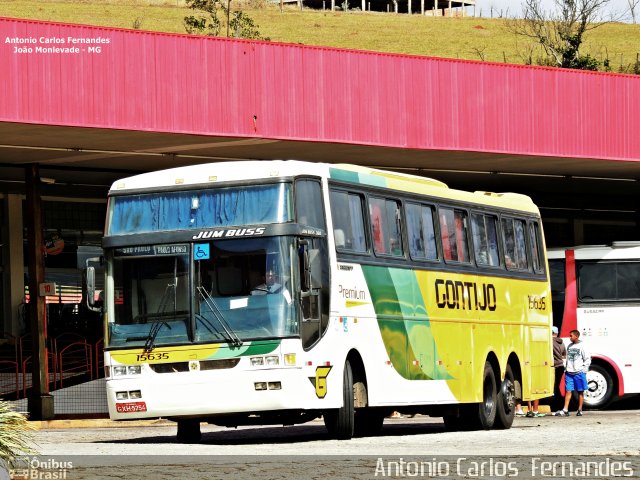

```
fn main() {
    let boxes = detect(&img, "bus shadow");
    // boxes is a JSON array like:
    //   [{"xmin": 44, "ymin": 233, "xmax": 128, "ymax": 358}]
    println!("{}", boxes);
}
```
[{"xmin": 99, "ymin": 420, "xmax": 448, "ymax": 445}]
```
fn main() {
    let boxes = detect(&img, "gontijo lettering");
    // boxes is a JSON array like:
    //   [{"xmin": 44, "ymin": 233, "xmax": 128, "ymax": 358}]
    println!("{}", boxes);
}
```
[{"xmin": 435, "ymin": 279, "xmax": 497, "ymax": 311}]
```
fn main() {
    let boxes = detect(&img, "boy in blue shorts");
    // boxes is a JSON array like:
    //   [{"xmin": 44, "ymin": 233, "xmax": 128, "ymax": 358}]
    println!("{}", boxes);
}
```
[{"xmin": 555, "ymin": 330, "xmax": 591, "ymax": 417}]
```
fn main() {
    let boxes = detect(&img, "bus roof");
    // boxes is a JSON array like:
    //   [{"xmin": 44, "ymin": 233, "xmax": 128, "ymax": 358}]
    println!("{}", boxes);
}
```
[
  {"xmin": 548, "ymin": 242, "xmax": 640, "ymax": 260},
  {"xmin": 109, "ymin": 160, "xmax": 540, "ymax": 214}
]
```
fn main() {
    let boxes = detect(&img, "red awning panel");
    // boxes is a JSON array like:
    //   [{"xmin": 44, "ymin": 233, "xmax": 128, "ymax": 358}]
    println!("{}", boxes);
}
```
[{"xmin": 1, "ymin": 16, "xmax": 639, "ymax": 163}]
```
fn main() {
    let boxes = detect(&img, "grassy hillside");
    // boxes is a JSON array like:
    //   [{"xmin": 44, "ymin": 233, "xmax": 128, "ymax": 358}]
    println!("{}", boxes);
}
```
[{"xmin": 1, "ymin": 0, "xmax": 638, "ymax": 70}]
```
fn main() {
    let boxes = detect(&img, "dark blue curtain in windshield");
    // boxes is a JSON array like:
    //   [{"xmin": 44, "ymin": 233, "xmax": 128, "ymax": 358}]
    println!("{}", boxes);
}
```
[{"xmin": 108, "ymin": 184, "xmax": 292, "ymax": 235}]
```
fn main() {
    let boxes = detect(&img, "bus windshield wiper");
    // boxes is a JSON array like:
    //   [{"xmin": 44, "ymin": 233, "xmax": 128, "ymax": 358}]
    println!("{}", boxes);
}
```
[
  {"xmin": 197, "ymin": 286, "xmax": 243, "ymax": 347},
  {"xmin": 144, "ymin": 283, "xmax": 176, "ymax": 352}
]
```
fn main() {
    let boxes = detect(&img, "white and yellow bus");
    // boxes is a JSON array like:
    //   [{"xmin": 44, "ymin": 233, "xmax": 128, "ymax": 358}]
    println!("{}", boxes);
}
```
[
  {"xmin": 548, "ymin": 242, "xmax": 640, "ymax": 409},
  {"xmin": 89, "ymin": 160, "xmax": 553, "ymax": 441}
]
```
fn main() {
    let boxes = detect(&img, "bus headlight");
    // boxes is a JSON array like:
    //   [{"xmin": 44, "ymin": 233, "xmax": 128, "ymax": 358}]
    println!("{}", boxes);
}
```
[
  {"xmin": 113, "ymin": 365, "xmax": 142, "ymax": 376},
  {"xmin": 265, "ymin": 356, "xmax": 279, "ymax": 366},
  {"xmin": 129, "ymin": 390, "xmax": 142, "ymax": 399},
  {"xmin": 116, "ymin": 391, "xmax": 129, "ymax": 400},
  {"xmin": 250, "ymin": 357, "xmax": 264, "ymax": 366},
  {"xmin": 254, "ymin": 382, "xmax": 268, "ymax": 391},
  {"xmin": 284, "ymin": 354, "xmax": 296, "ymax": 366}
]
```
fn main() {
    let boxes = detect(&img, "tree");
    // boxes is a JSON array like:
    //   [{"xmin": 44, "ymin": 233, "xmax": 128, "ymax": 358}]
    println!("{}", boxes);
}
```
[
  {"xmin": 508, "ymin": 0, "xmax": 613, "ymax": 70},
  {"xmin": 629, "ymin": 0, "xmax": 639, "ymax": 23},
  {"xmin": 0, "ymin": 401, "xmax": 35, "ymax": 470},
  {"xmin": 184, "ymin": 0, "xmax": 223, "ymax": 36},
  {"xmin": 183, "ymin": 0, "xmax": 268, "ymax": 40}
]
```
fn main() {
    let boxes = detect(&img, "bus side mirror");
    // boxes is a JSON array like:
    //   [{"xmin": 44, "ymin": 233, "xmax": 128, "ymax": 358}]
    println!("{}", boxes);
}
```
[
  {"xmin": 85, "ymin": 257, "xmax": 102, "ymax": 313},
  {"xmin": 308, "ymin": 248, "xmax": 322, "ymax": 290},
  {"xmin": 299, "ymin": 240, "xmax": 322, "ymax": 293}
]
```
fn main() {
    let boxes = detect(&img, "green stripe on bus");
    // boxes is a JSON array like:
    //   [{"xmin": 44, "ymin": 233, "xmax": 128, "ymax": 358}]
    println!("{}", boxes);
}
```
[
  {"xmin": 209, "ymin": 340, "xmax": 280, "ymax": 359},
  {"xmin": 329, "ymin": 168, "xmax": 361, "ymax": 184},
  {"xmin": 362, "ymin": 265, "xmax": 452, "ymax": 381},
  {"xmin": 329, "ymin": 168, "xmax": 386, "ymax": 188}
]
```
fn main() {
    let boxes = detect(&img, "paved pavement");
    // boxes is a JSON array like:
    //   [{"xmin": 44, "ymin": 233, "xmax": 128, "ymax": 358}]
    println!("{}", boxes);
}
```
[{"xmin": 8, "ymin": 408, "xmax": 639, "ymax": 479}]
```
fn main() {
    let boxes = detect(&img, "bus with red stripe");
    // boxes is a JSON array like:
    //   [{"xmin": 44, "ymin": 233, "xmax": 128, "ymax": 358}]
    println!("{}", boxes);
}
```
[{"xmin": 548, "ymin": 242, "xmax": 640, "ymax": 408}]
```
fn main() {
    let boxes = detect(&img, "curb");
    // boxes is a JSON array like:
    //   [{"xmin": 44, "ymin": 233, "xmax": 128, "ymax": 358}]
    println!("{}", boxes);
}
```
[{"xmin": 29, "ymin": 419, "xmax": 173, "ymax": 430}]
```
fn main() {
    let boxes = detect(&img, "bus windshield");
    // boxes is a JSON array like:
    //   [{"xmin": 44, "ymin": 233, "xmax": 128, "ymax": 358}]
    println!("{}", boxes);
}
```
[
  {"xmin": 106, "ymin": 237, "xmax": 299, "ymax": 348},
  {"xmin": 194, "ymin": 237, "xmax": 298, "ymax": 343},
  {"xmin": 109, "ymin": 247, "xmax": 191, "ymax": 348},
  {"xmin": 107, "ymin": 183, "xmax": 293, "ymax": 235}
]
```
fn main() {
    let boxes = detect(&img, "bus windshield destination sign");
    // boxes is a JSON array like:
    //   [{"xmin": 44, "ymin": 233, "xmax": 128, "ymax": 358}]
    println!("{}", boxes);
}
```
[{"xmin": 114, "ymin": 244, "xmax": 188, "ymax": 257}]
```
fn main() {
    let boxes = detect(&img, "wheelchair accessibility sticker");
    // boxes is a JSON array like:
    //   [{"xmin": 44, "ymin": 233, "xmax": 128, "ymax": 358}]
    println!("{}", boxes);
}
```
[{"xmin": 194, "ymin": 243, "xmax": 210, "ymax": 260}]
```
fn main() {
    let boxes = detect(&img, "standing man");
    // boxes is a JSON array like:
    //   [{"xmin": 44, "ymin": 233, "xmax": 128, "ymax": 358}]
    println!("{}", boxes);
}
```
[
  {"xmin": 554, "ymin": 330, "xmax": 590, "ymax": 417},
  {"xmin": 552, "ymin": 326, "xmax": 567, "ymax": 411}
]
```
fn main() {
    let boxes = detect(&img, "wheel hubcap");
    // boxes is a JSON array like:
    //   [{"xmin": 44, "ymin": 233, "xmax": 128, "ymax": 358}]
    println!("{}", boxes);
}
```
[
  {"xmin": 502, "ymin": 380, "xmax": 515, "ymax": 414},
  {"xmin": 585, "ymin": 370, "xmax": 607, "ymax": 404}
]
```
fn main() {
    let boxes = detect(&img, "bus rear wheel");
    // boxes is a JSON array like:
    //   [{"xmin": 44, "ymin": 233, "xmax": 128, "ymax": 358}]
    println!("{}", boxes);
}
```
[
  {"xmin": 324, "ymin": 361, "xmax": 355, "ymax": 439},
  {"xmin": 444, "ymin": 362, "xmax": 497, "ymax": 431},
  {"xmin": 584, "ymin": 364, "xmax": 615, "ymax": 409},
  {"xmin": 473, "ymin": 361, "xmax": 497, "ymax": 429},
  {"xmin": 494, "ymin": 364, "xmax": 515, "ymax": 429}
]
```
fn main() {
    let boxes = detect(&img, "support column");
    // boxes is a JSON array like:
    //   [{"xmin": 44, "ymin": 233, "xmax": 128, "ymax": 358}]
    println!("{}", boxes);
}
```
[
  {"xmin": 25, "ymin": 164, "xmax": 54, "ymax": 420},
  {"xmin": 3, "ymin": 195, "xmax": 25, "ymax": 336},
  {"xmin": 635, "ymin": 196, "xmax": 640, "ymax": 238}
]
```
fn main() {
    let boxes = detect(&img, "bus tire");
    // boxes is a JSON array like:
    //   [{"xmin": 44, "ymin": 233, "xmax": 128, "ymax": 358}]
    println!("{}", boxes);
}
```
[
  {"xmin": 473, "ymin": 361, "xmax": 497, "ymax": 429},
  {"xmin": 443, "ymin": 362, "xmax": 498, "ymax": 431},
  {"xmin": 494, "ymin": 364, "xmax": 515, "ymax": 429},
  {"xmin": 323, "ymin": 361, "xmax": 355, "ymax": 439},
  {"xmin": 176, "ymin": 419, "xmax": 201, "ymax": 443},
  {"xmin": 584, "ymin": 364, "xmax": 615, "ymax": 409}
]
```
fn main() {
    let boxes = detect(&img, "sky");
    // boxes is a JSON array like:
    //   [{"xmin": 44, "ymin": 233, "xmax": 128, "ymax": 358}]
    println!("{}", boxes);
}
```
[{"xmin": 473, "ymin": 0, "xmax": 634, "ymax": 21}]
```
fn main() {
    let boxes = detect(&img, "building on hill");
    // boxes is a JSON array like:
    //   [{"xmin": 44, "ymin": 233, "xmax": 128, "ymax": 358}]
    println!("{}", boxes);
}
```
[{"xmin": 279, "ymin": 0, "xmax": 475, "ymax": 15}]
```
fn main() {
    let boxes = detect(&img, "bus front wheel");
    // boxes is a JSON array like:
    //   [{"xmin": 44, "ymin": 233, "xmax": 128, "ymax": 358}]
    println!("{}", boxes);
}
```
[
  {"xmin": 324, "ymin": 361, "xmax": 355, "ymax": 439},
  {"xmin": 584, "ymin": 364, "xmax": 615, "ymax": 409}
]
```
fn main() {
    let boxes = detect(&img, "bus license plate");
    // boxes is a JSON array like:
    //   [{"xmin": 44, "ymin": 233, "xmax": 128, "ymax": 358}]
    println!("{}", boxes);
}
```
[{"xmin": 116, "ymin": 402, "xmax": 147, "ymax": 413}]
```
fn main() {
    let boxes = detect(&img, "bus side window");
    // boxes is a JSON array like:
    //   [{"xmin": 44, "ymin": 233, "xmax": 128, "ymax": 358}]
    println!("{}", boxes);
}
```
[
  {"xmin": 369, "ymin": 198, "xmax": 387, "ymax": 254},
  {"xmin": 406, "ymin": 203, "xmax": 438, "ymax": 261},
  {"xmin": 439, "ymin": 207, "xmax": 469, "ymax": 263},
  {"xmin": 472, "ymin": 213, "xmax": 500, "ymax": 267},
  {"xmin": 369, "ymin": 197, "xmax": 404, "ymax": 257},
  {"xmin": 368, "ymin": 197, "xmax": 404, "ymax": 257},
  {"xmin": 295, "ymin": 179, "xmax": 326, "ymax": 230},
  {"xmin": 617, "ymin": 262, "xmax": 640, "ymax": 299},
  {"xmin": 502, "ymin": 217, "xmax": 529, "ymax": 271},
  {"xmin": 529, "ymin": 221, "xmax": 545, "ymax": 273},
  {"xmin": 329, "ymin": 190, "xmax": 367, "ymax": 253}
]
